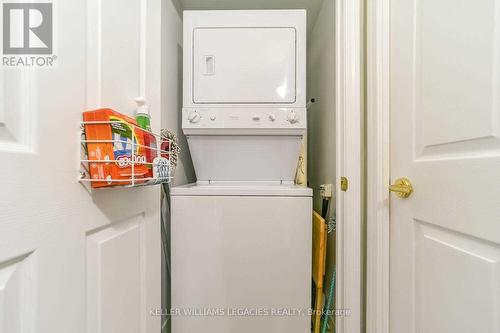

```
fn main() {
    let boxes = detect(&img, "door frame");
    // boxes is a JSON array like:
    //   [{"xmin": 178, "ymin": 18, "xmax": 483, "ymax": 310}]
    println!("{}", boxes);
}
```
[
  {"xmin": 335, "ymin": 0, "xmax": 363, "ymax": 332},
  {"xmin": 366, "ymin": 0, "xmax": 390, "ymax": 332}
]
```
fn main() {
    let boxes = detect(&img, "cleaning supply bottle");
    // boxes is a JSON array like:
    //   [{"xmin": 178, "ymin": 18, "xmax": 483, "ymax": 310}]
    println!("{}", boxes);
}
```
[
  {"xmin": 135, "ymin": 97, "xmax": 157, "ymax": 178},
  {"xmin": 135, "ymin": 97, "xmax": 151, "ymax": 130}
]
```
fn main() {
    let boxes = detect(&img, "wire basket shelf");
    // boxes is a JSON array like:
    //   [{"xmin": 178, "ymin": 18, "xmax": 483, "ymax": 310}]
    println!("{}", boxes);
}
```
[{"xmin": 79, "ymin": 120, "xmax": 174, "ymax": 189}]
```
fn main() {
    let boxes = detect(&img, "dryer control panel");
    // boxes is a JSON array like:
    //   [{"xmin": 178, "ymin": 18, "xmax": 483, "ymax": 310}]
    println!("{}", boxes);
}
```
[{"xmin": 182, "ymin": 107, "xmax": 306, "ymax": 134}]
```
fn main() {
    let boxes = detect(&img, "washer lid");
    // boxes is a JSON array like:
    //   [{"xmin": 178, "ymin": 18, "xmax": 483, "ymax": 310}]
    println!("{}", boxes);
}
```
[{"xmin": 171, "ymin": 182, "xmax": 312, "ymax": 197}]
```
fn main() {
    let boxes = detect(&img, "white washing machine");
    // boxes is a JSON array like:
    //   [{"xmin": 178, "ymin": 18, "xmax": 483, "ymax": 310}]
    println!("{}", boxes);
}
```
[{"xmin": 171, "ymin": 10, "xmax": 312, "ymax": 333}]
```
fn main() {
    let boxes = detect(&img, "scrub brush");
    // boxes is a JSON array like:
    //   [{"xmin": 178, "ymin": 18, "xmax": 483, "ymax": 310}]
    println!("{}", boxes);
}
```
[{"xmin": 160, "ymin": 129, "xmax": 180, "ymax": 175}]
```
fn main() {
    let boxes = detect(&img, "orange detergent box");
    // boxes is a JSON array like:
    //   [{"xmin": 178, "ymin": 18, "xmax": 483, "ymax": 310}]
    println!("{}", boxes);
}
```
[{"xmin": 83, "ymin": 109, "xmax": 149, "ymax": 188}]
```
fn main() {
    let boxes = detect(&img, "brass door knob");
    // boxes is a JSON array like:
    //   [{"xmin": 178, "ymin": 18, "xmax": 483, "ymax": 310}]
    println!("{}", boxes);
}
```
[{"xmin": 389, "ymin": 177, "xmax": 413, "ymax": 198}]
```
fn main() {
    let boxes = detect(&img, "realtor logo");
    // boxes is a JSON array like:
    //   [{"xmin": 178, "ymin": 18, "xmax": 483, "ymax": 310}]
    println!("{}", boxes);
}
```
[
  {"xmin": 3, "ymin": 3, "xmax": 52, "ymax": 54},
  {"xmin": 2, "ymin": 2, "xmax": 56, "ymax": 67}
]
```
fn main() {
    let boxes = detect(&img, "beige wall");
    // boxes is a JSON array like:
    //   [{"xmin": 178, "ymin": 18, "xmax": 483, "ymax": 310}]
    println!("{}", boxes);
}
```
[
  {"xmin": 160, "ymin": 2, "xmax": 196, "ymax": 332},
  {"xmin": 162, "ymin": 1, "xmax": 196, "ymax": 187},
  {"xmin": 307, "ymin": 0, "xmax": 336, "ymax": 322},
  {"xmin": 308, "ymin": 0, "xmax": 336, "ymax": 213}
]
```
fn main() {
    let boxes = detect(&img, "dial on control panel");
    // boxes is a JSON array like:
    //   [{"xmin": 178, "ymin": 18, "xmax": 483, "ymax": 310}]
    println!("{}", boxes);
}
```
[
  {"xmin": 188, "ymin": 111, "xmax": 201, "ymax": 123},
  {"xmin": 287, "ymin": 110, "xmax": 299, "ymax": 124}
]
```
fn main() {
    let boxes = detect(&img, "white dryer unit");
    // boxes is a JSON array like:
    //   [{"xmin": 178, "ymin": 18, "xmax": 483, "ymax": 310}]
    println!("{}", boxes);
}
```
[
  {"xmin": 183, "ymin": 10, "xmax": 306, "ymax": 109},
  {"xmin": 172, "ymin": 10, "xmax": 311, "ymax": 333},
  {"xmin": 182, "ymin": 10, "xmax": 307, "ymax": 182}
]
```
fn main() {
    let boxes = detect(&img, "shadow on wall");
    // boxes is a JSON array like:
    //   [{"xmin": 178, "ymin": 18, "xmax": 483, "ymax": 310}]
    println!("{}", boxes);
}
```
[{"xmin": 174, "ymin": 44, "xmax": 196, "ymax": 186}]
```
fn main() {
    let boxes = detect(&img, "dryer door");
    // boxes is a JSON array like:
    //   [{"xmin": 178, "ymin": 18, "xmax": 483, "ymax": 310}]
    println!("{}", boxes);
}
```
[{"xmin": 193, "ymin": 27, "xmax": 296, "ymax": 104}]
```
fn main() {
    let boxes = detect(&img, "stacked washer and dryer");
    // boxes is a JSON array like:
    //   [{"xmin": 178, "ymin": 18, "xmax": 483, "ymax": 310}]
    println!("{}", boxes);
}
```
[{"xmin": 171, "ymin": 10, "xmax": 312, "ymax": 333}]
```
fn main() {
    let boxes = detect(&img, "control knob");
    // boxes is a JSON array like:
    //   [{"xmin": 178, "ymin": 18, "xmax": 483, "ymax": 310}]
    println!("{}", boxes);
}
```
[
  {"xmin": 287, "ymin": 111, "xmax": 299, "ymax": 124},
  {"xmin": 188, "ymin": 111, "xmax": 201, "ymax": 123}
]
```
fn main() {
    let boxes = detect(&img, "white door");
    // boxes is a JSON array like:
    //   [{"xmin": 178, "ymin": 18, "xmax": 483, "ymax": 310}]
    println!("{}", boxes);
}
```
[
  {"xmin": 0, "ymin": 0, "xmax": 161, "ymax": 332},
  {"xmin": 390, "ymin": 0, "xmax": 500, "ymax": 332}
]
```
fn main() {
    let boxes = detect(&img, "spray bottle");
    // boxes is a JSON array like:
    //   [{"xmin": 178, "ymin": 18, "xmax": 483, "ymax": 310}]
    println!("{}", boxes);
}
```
[{"xmin": 135, "ymin": 97, "xmax": 157, "ymax": 178}]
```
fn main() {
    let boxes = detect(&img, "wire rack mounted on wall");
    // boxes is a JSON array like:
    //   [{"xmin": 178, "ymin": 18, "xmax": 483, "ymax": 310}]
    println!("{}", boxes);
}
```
[{"xmin": 79, "ymin": 118, "xmax": 173, "ymax": 190}]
